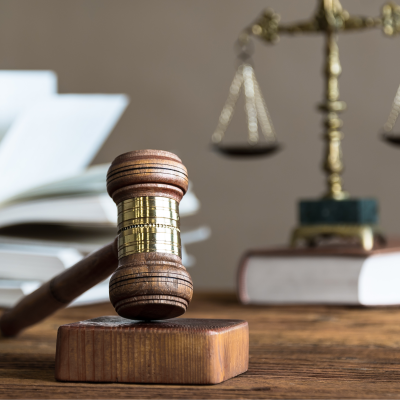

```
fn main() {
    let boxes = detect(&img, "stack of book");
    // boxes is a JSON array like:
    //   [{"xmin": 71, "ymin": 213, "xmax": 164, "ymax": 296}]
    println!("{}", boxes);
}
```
[{"xmin": 0, "ymin": 71, "xmax": 210, "ymax": 308}]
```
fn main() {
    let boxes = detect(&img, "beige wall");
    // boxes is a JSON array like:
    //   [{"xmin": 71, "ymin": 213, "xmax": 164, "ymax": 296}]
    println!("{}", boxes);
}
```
[{"xmin": 1, "ymin": 0, "xmax": 399, "ymax": 290}]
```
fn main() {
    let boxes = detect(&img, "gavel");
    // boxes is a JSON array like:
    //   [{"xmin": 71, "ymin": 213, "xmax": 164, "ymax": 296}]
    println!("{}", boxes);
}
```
[{"xmin": 0, "ymin": 150, "xmax": 193, "ymax": 337}]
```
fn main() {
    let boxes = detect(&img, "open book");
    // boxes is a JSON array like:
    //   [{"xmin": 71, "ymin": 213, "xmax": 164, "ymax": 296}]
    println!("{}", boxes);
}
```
[
  {"xmin": 0, "ymin": 164, "xmax": 201, "ymax": 229},
  {"xmin": 0, "ymin": 71, "xmax": 129, "ymax": 307},
  {"xmin": 0, "ymin": 71, "xmax": 210, "ymax": 308}
]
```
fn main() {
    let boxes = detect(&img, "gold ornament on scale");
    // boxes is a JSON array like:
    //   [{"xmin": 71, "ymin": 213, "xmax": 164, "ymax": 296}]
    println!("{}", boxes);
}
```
[
  {"xmin": 212, "ymin": 36, "xmax": 279, "ymax": 156},
  {"xmin": 213, "ymin": 0, "xmax": 400, "ymax": 250}
]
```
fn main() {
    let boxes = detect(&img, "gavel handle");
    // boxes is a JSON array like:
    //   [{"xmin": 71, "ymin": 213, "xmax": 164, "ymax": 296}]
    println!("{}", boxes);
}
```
[{"xmin": 0, "ymin": 237, "xmax": 118, "ymax": 337}]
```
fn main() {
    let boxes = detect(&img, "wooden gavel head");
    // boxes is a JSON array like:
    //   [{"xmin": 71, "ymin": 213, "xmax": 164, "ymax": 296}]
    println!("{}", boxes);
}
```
[{"xmin": 106, "ymin": 149, "xmax": 193, "ymax": 320}]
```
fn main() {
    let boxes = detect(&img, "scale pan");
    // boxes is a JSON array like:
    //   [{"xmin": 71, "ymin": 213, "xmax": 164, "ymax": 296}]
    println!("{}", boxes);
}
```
[
  {"xmin": 381, "ymin": 132, "xmax": 400, "ymax": 146},
  {"xmin": 212, "ymin": 143, "xmax": 281, "ymax": 157}
]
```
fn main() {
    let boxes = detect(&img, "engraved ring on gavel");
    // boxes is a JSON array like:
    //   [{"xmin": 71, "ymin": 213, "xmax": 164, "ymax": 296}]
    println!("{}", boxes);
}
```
[
  {"xmin": 117, "ymin": 197, "xmax": 181, "ymax": 258},
  {"xmin": 107, "ymin": 149, "xmax": 193, "ymax": 320}
]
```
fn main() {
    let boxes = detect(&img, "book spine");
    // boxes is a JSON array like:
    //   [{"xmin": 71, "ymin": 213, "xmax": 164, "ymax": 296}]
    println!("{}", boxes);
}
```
[{"xmin": 236, "ymin": 252, "xmax": 252, "ymax": 305}]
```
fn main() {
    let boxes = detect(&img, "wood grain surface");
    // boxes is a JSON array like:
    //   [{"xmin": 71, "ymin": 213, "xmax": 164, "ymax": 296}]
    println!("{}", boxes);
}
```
[
  {"xmin": 3, "ymin": 292, "xmax": 400, "ymax": 398},
  {"xmin": 55, "ymin": 317, "xmax": 248, "ymax": 384}
]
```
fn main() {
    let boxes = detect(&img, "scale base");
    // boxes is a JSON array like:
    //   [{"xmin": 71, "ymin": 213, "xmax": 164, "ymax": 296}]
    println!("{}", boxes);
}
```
[
  {"xmin": 292, "ymin": 198, "xmax": 385, "ymax": 250},
  {"xmin": 291, "ymin": 224, "xmax": 385, "ymax": 250},
  {"xmin": 55, "ymin": 316, "xmax": 249, "ymax": 385},
  {"xmin": 299, "ymin": 198, "xmax": 379, "ymax": 225}
]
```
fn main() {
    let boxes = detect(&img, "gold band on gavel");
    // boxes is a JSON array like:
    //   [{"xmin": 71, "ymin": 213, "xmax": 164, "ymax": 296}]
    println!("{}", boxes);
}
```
[{"xmin": 117, "ymin": 196, "xmax": 181, "ymax": 259}]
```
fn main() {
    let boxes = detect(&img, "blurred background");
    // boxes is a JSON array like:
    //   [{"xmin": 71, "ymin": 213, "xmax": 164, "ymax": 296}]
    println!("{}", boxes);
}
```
[{"xmin": 0, "ymin": 0, "xmax": 399, "ymax": 291}]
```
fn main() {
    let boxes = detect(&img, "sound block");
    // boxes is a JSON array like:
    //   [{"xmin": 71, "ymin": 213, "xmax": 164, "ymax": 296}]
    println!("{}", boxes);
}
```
[
  {"xmin": 299, "ymin": 198, "xmax": 378, "ymax": 225},
  {"xmin": 55, "ymin": 316, "xmax": 249, "ymax": 385}
]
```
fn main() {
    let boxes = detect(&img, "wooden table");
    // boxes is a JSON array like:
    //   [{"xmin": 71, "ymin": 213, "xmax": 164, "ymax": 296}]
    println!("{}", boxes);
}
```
[{"xmin": 2, "ymin": 293, "xmax": 400, "ymax": 399}]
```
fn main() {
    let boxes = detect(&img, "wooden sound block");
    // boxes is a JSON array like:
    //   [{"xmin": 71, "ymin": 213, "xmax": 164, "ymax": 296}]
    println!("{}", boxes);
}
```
[{"xmin": 55, "ymin": 317, "xmax": 249, "ymax": 385}]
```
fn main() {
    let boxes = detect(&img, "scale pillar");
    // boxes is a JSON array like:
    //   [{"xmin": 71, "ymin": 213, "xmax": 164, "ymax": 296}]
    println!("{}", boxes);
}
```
[
  {"xmin": 321, "ymin": 29, "xmax": 348, "ymax": 201},
  {"xmin": 213, "ymin": 0, "xmax": 400, "ymax": 249}
]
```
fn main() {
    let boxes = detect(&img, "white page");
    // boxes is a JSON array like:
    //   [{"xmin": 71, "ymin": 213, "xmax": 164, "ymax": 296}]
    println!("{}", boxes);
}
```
[
  {"xmin": 10, "ymin": 163, "xmax": 109, "ymax": 202},
  {"xmin": 0, "ymin": 70, "xmax": 57, "ymax": 139},
  {"xmin": 359, "ymin": 253, "xmax": 400, "ymax": 305},
  {"xmin": 0, "ymin": 243, "xmax": 83, "ymax": 280},
  {"xmin": 0, "ymin": 194, "xmax": 116, "ymax": 228},
  {"xmin": 245, "ymin": 256, "xmax": 362, "ymax": 304},
  {"xmin": 0, "ymin": 94, "xmax": 129, "ymax": 203},
  {"xmin": 69, "ymin": 279, "xmax": 110, "ymax": 307}
]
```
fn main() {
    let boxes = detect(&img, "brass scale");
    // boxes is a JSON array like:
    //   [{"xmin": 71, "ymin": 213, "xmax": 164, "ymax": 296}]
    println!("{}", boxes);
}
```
[{"xmin": 212, "ymin": 0, "xmax": 400, "ymax": 250}]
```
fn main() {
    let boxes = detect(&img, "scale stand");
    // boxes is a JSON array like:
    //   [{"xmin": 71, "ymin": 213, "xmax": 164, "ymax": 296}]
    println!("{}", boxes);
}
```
[
  {"xmin": 212, "ymin": 1, "xmax": 400, "ymax": 250},
  {"xmin": 291, "ymin": 199, "xmax": 386, "ymax": 250}
]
